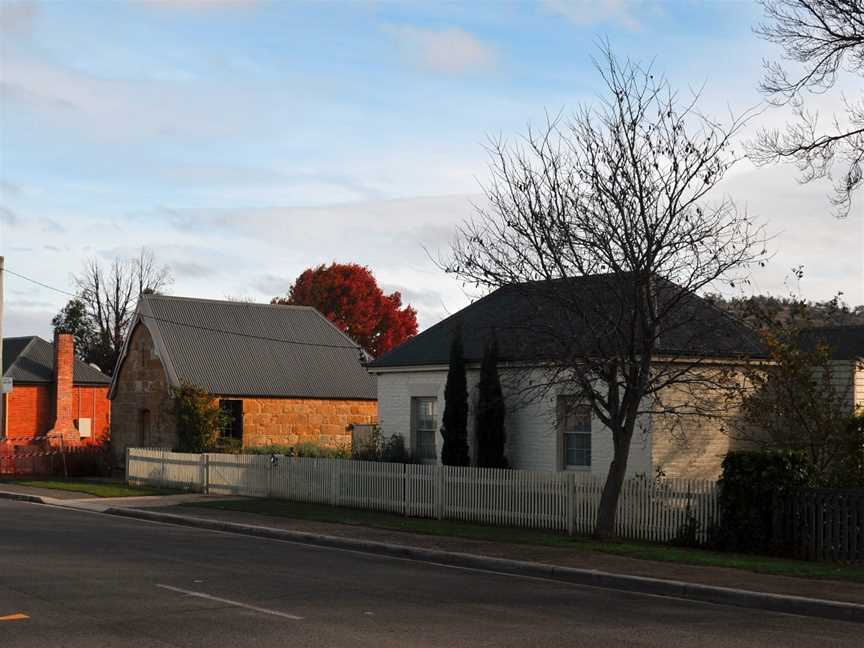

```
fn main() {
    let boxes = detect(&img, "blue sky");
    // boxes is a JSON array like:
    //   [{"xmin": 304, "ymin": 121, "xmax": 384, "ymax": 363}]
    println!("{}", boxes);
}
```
[{"xmin": 1, "ymin": 0, "xmax": 862, "ymax": 339}]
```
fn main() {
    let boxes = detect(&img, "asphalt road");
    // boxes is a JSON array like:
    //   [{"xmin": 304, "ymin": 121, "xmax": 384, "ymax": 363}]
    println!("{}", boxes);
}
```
[{"xmin": 0, "ymin": 500, "xmax": 860, "ymax": 647}]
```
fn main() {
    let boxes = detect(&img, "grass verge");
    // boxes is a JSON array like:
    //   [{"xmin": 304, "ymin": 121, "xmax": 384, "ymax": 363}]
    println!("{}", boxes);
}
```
[
  {"xmin": 7, "ymin": 479, "xmax": 179, "ymax": 498},
  {"xmin": 185, "ymin": 497, "xmax": 864, "ymax": 584}
]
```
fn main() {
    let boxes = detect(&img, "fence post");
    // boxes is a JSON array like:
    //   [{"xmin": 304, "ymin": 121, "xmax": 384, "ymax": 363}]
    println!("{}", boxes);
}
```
[
  {"xmin": 125, "ymin": 447, "xmax": 130, "ymax": 485},
  {"xmin": 160, "ymin": 449, "xmax": 166, "ymax": 487},
  {"xmin": 330, "ymin": 460, "xmax": 339, "ymax": 507},
  {"xmin": 200, "ymin": 453, "xmax": 209, "ymax": 495},
  {"xmin": 567, "ymin": 473, "xmax": 575, "ymax": 536},
  {"xmin": 434, "ymin": 465, "xmax": 444, "ymax": 520},
  {"xmin": 402, "ymin": 463, "xmax": 408, "ymax": 517},
  {"xmin": 266, "ymin": 457, "xmax": 272, "ymax": 498}
]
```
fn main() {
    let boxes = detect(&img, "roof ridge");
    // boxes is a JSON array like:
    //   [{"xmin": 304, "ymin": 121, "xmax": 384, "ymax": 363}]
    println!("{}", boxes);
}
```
[{"xmin": 142, "ymin": 293, "xmax": 317, "ymax": 312}]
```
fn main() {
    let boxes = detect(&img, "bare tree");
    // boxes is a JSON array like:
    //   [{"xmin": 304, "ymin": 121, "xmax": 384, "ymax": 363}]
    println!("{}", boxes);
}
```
[
  {"xmin": 75, "ymin": 247, "xmax": 172, "ymax": 374},
  {"xmin": 751, "ymin": 0, "xmax": 864, "ymax": 217},
  {"xmin": 445, "ymin": 47, "xmax": 766, "ymax": 539}
]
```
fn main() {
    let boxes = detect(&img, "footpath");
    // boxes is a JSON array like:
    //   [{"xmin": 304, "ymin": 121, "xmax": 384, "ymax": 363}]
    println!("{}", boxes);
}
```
[{"xmin": 3, "ymin": 484, "xmax": 864, "ymax": 623}]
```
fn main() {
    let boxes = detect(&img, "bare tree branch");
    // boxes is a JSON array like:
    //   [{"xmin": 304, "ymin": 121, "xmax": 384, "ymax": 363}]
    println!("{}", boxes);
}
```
[
  {"xmin": 74, "ymin": 247, "xmax": 173, "ymax": 374},
  {"xmin": 751, "ymin": 0, "xmax": 864, "ymax": 217}
]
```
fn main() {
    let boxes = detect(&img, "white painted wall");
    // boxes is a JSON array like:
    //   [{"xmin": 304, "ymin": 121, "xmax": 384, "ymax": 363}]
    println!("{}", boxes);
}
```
[
  {"xmin": 374, "ymin": 366, "xmax": 653, "ymax": 478},
  {"xmin": 854, "ymin": 359, "xmax": 864, "ymax": 414}
]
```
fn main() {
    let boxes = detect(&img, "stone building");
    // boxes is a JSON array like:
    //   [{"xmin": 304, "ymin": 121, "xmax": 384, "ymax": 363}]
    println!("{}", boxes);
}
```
[{"xmin": 109, "ymin": 295, "xmax": 377, "ymax": 464}]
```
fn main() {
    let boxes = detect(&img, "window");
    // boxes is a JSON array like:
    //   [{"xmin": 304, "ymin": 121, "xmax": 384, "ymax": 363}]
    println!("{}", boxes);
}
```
[
  {"xmin": 559, "ymin": 396, "xmax": 591, "ymax": 468},
  {"xmin": 138, "ymin": 409, "xmax": 151, "ymax": 446},
  {"xmin": 219, "ymin": 399, "xmax": 244, "ymax": 441},
  {"xmin": 412, "ymin": 397, "xmax": 438, "ymax": 462}
]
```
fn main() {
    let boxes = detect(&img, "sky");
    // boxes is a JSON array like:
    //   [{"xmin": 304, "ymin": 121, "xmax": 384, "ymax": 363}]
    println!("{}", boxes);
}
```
[{"xmin": 1, "ymin": 0, "xmax": 862, "ymax": 340}]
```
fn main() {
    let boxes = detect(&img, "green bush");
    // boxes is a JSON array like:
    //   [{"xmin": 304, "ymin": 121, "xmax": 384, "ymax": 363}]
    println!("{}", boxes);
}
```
[
  {"xmin": 351, "ymin": 426, "xmax": 408, "ymax": 463},
  {"xmin": 172, "ymin": 384, "xmax": 230, "ymax": 453},
  {"xmin": 834, "ymin": 414, "xmax": 864, "ymax": 487},
  {"xmin": 241, "ymin": 444, "xmax": 295, "ymax": 456},
  {"xmin": 241, "ymin": 442, "xmax": 350, "ymax": 459},
  {"xmin": 714, "ymin": 450, "xmax": 815, "ymax": 554}
]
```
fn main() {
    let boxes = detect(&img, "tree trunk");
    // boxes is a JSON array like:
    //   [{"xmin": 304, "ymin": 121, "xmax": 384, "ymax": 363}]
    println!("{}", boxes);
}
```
[{"xmin": 594, "ymin": 427, "xmax": 632, "ymax": 540}]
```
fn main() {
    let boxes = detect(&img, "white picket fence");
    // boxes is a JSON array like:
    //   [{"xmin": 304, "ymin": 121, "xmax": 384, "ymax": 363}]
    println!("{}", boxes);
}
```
[{"xmin": 127, "ymin": 448, "xmax": 719, "ymax": 542}]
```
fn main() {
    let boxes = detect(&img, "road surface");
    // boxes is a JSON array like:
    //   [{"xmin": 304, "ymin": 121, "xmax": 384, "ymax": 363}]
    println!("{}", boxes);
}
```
[{"xmin": 0, "ymin": 500, "xmax": 858, "ymax": 647}]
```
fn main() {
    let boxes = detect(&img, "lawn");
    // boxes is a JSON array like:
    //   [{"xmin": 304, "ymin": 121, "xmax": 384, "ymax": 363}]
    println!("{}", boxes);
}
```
[
  {"xmin": 8, "ymin": 479, "xmax": 179, "ymax": 498},
  {"xmin": 186, "ymin": 497, "xmax": 864, "ymax": 584}
]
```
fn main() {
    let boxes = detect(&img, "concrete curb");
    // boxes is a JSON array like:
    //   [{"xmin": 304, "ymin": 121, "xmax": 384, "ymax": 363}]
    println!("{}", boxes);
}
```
[
  {"xmin": 0, "ymin": 490, "xmax": 47, "ymax": 504},
  {"xmin": 103, "ymin": 506, "xmax": 864, "ymax": 624}
]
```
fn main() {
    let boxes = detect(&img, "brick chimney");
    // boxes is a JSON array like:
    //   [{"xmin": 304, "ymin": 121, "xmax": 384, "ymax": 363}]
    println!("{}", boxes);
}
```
[{"xmin": 47, "ymin": 332, "xmax": 78, "ymax": 445}]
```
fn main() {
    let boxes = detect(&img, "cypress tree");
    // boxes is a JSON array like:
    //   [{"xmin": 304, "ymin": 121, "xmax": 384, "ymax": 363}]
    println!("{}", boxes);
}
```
[
  {"xmin": 476, "ymin": 337, "xmax": 507, "ymax": 468},
  {"xmin": 441, "ymin": 328, "xmax": 470, "ymax": 466}
]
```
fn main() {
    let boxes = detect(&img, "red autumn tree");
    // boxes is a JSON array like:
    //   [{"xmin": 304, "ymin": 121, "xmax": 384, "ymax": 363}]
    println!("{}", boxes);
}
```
[{"xmin": 272, "ymin": 262, "xmax": 418, "ymax": 357}]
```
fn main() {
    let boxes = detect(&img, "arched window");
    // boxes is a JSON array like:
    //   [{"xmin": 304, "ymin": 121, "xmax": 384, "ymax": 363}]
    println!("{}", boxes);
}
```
[{"xmin": 139, "ymin": 409, "xmax": 152, "ymax": 446}]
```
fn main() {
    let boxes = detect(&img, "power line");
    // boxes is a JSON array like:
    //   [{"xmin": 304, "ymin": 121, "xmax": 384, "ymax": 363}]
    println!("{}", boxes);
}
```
[
  {"xmin": 2, "ymin": 268, "xmax": 78, "ymax": 298},
  {"xmin": 137, "ymin": 313, "xmax": 361, "ymax": 351},
  {"xmin": 1, "ymin": 267, "xmax": 364, "ymax": 352}
]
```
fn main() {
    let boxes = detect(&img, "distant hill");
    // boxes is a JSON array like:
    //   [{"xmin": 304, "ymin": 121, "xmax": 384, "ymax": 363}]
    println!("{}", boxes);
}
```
[{"xmin": 705, "ymin": 293, "xmax": 864, "ymax": 330}]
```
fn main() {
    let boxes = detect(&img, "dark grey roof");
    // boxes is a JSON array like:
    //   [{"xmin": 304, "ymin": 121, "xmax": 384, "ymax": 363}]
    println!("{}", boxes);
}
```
[
  {"xmin": 799, "ymin": 326, "xmax": 864, "ymax": 360},
  {"xmin": 111, "ymin": 295, "xmax": 376, "ymax": 400},
  {"xmin": 368, "ymin": 274, "xmax": 767, "ymax": 369},
  {"xmin": 2, "ymin": 336, "xmax": 111, "ymax": 385}
]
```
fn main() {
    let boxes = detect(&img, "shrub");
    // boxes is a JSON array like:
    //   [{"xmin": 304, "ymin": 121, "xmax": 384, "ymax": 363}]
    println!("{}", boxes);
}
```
[
  {"xmin": 714, "ymin": 450, "xmax": 815, "ymax": 554},
  {"xmin": 833, "ymin": 413, "xmax": 864, "ymax": 487},
  {"xmin": 441, "ymin": 328, "xmax": 469, "ymax": 466},
  {"xmin": 242, "ymin": 442, "xmax": 350, "ymax": 459},
  {"xmin": 475, "ymin": 337, "xmax": 507, "ymax": 468},
  {"xmin": 351, "ymin": 426, "xmax": 408, "ymax": 463},
  {"xmin": 242, "ymin": 444, "xmax": 295, "ymax": 456},
  {"xmin": 172, "ymin": 384, "xmax": 230, "ymax": 453},
  {"xmin": 294, "ymin": 442, "xmax": 351, "ymax": 459},
  {"xmin": 381, "ymin": 434, "xmax": 407, "ymax": 463}
]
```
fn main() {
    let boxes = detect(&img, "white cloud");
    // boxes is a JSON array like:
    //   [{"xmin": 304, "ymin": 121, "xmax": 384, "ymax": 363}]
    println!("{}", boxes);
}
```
[
  {"xmin": 386, "ymin": 25, "xmax": 498, "ymax": 74},
  {"xmin": 542, "ymin": 0, "xmax": 642, "ymax": 30},
  {"xmin": 0, "ymin": 52, "xmax": 282, "ymax": 143},
  {"xmin": 0, "ymin": 0, "xmax": 38, "ymax": 36},
  {"xmin": 717, "ymin": 162, "xmax": 864, "ymax": 305},
  {"xmin": 0, "ymin": 206, "xmax": 21, "ymax": 226},
  {"xmin": 145, "ymin": 0, "xmax": 259, "ymax": 10}
]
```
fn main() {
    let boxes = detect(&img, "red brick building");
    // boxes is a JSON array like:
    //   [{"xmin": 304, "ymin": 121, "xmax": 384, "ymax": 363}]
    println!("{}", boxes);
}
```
[{"xmin": 1, "ymin": 333, "xmax": 111, "ymax": 474}]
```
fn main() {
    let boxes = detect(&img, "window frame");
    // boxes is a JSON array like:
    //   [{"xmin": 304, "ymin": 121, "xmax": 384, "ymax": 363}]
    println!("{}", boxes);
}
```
[
  {"xmin": 411, "ymin": 396, "xmax": 438, "ymax": 464},
  {"xmin": 218, "ymin": 399, "xmax": 244, "ymax": 442},
  {"xmin": 557, "ymin": 395, "xmax": 592, "ymax": 470}
]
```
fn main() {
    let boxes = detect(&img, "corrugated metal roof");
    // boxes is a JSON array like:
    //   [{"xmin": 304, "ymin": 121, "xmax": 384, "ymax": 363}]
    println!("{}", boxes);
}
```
[
  {"xmin": 2, "ymin": 336, "xmax": 111, "ymax": 385},
  {"xmin": 799, "ymin": 326, "xmax": 864, "ymax": 360},
  {"xmin": 117, "ymin": 295, "xmax": 376, "ymax": 399},
  {"xmin": 369, "ymin": 274, "xmax": 767, "ymax": 369}
]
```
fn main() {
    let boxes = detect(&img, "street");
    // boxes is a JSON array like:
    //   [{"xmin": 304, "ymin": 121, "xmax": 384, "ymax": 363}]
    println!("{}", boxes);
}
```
[{"xmin": 0, "ymin": 500, "xmax": 859, "ymax": 647}]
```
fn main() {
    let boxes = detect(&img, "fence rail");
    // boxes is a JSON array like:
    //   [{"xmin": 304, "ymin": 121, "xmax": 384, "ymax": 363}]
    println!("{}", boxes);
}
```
[{"xmin": 127, "ymin": 448, "xmax": 718, "ymax": 543}]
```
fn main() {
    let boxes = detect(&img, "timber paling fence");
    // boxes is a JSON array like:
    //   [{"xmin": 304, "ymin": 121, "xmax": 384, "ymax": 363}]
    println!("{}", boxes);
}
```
[
  {"xmin": 127, "ymin": 447, "xmax": 718, "ymax": 543},
  {"xmin": 779, "ymin": 488, "xmax": 864, "ymax": 562}
]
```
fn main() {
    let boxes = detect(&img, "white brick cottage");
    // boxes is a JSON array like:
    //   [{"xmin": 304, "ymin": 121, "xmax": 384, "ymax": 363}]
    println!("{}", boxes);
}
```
[{"xmin": 367, "ymin": 276, "xmax": 767, "ymax": 480}]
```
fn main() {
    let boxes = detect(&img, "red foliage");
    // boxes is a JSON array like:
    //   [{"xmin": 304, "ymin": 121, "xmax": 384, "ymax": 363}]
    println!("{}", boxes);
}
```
[{"xmin": 272, "ymin": 263, "xmax": 418, "ymax": 357}]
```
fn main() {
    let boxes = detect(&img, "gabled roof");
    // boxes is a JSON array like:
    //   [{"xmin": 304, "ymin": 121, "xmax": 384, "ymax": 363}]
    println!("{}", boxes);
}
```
[
  {"xmin": 109, "ymin": 295, "xmax": 376, "ymax": 400},
  {"xmin": 799, "ymin": 325, "xmax": 864, "ymax": 361},
  {"xmin": 368, "ymin": 274, "xmax": 767, "ymax": 369},
  {"xmin": 2, "ymin": 336, "xmax": 111, "ymax": 385}
]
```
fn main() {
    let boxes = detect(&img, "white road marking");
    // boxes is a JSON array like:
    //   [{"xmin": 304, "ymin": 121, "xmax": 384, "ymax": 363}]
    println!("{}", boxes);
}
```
[{"xmin": 156, "ymin": 584, "xmax": 303, "ymax": 620}]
